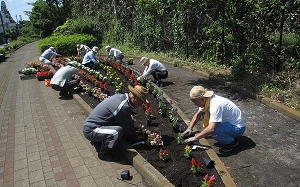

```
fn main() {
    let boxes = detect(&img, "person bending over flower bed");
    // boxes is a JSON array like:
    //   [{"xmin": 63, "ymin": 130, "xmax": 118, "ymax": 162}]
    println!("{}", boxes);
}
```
[
  {"xmin": 137, "ymin": 57, "xmax": 168, "ymax": 85},
  {"xmin": 182, "ymin": 86, "xmax": 246, "ymax": 153},
  {"xmin": 82, "ymin": 85, "xmax": 149, "ymax": 162},
  {"xmin": 82, "ymin": 46, "xmax": 100, "ymax": 69},
  {"xmin": 50, "ymin": 61, "xmax": 85, "ymax": 99}
]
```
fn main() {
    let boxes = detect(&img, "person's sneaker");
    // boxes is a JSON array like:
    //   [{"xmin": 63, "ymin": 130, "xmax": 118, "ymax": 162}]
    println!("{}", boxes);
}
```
[{"xmin": 219, "ymin": 138, "xmax": 239, "ymax": 153}]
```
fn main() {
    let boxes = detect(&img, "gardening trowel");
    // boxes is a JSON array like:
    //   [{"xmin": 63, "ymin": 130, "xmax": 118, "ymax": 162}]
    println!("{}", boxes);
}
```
[{"xmin": 191, "ymin": 145, "xmax": 209, "ymax": 150}]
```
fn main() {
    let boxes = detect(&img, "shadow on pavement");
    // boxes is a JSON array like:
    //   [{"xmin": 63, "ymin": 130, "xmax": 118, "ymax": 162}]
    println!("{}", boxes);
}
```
[{"xmin": 217, "ymin": 136, "xmax": 256, "ymax": 157}]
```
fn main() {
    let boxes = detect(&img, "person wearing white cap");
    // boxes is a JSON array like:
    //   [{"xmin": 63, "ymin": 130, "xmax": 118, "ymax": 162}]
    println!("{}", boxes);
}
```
[
  {"xmin": 82, "ymin": 46, "xmax": 100, "ymax": 69},
  {"xmin": 105, "ymin": 45, "xmax": 124, "ymax": 63},
  {"xmin": 50, "ymin": 61, "xmax": 85, "ymax": 99},
  {"xmin": 39, "ymin": 46, "xmax": 62, "ymax": 65},
  {"xmin": 137, "ymin": 57, "xmax": 168, "ymax": 85},
  {"xmin": 182, "ymin": 86, "xmax": 246, "ymax": 153},
  {"xmin": 82, "ymin": 85, "xmax": 149, "ymax": 161},
  {"xmin": 76, "ymin": 44, "xmax": 91, "ymax": 57}
]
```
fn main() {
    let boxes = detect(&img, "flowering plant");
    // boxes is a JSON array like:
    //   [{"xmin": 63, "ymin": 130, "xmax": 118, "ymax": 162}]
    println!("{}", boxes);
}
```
[
  {"xmin": 177, "ymin": 133, "xmax": 184, "ymax": 144},
  {"xmin": 147, "ymin": 131, "xmax": 163, "ymax": 146},
  {"xmin": 158, "ymin": 149, "xmax": 170, "ymax": 161},
  {"xmin": 184, "ymin": 145, "xmax": 192, "ymax": 157},
  {"xmin": 158, "ymin": 100, "xmax": 167, "ymax": 116},
  {"xmin": 136, "ymin": 124, "xmax": 147, "ymax": 135},
  {"xmin": 143, "ymin": 103, "xmax": 152, "ymax": 120},
  {"xmin": 190, "ymin": 158, "xmax": 202, "ymax": 174},
  {"xmin": 201, "ymin": 174, "xmax": 215, "ymax": 187}
]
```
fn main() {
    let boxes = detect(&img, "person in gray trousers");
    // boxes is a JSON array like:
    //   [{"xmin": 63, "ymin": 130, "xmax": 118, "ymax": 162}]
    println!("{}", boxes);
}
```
[{"xmin": 82, "ymin": 85, "xmax": 149, "ymax": 162}]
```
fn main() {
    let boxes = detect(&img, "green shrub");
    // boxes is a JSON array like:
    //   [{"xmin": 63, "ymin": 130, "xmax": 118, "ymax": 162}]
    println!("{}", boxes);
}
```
[
  {"xmin": 0, "ymin": 48, "xmax": 6, "ymax": 55},
  {"xmin": 38, "ymin": 34, "xmax": 97, "ymax": 55},
  {"xmin": 52, "ymin": 17, "xmax": 104, "ymax": 43}
]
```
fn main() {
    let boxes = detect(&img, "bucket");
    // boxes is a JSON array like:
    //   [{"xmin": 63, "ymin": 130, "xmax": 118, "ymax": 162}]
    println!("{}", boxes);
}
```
[{"xmin": 45, "ymin": 79, "xmax": 51, "ymax": 87}]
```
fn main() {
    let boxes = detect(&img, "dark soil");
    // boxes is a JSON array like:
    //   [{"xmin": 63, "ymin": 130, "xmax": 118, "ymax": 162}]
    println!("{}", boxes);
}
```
[{"xmin": 75, "ymin": 65, "xmax": 226, "ymax": 187}]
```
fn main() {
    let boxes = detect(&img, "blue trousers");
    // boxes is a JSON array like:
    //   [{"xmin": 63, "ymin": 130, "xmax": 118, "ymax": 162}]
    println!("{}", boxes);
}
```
[{"xmin": 211, "ymin": 122, "xmax": 246, "ymax": 144}]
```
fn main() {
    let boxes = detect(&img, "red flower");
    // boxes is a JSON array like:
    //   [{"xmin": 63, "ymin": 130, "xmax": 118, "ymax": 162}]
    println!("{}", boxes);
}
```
[
  {"xmin": 143, "ymin": 103, "xmax": 152, "ymax": 115},
  {"xmin": 134, "ymin": 80, "xmax": 140, "ymax": 85},
  {"xmin": 129, "ymin": 73, "xmax": 135, "ymax": 81}
]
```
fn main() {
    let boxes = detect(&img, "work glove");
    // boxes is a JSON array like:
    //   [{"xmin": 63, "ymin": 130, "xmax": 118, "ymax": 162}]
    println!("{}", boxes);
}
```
[
  {"xmin": 183, "ymin": 137, "xmax": 197, "ymax": 144},
  {"xmin": 182, "ymin": 128, "xmax": 192, "ymax": 137},
  {"xmin": 137, "ymin": 76, "xmax": 141, "ymax": 81}
]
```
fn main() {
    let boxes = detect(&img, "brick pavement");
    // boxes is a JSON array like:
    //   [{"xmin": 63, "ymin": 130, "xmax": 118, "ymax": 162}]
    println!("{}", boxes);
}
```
[{"xmin": 0, "ymin": 42, "xmax": 151, "ymax": 187}]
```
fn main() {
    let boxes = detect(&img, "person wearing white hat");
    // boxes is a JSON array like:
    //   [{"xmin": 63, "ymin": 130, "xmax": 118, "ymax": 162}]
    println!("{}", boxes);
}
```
[
  {"xmin": 182, "ymin": 86, "xmax": 246, "ymax": 153},
  {"xmin": 83, "ymin": 85, "xmax": 149, "ymax": 161},
  {"xmin": 39, "ymin": 46, "xmax": 62, "ymax": 65},
  {"xmin": 50, "ymin": 61, "xmax": 85, "ymax": 99},
  {"xmin": 137, "ymin": 57, "xmax": 168, "ymax": 85},
  {"xmin": 76, "ymin": 44, "xmax": 91, "ymax": 57},
  {"xmin": 105, "ymin": 45, "xmax": 124, "ymax": 63},
  {"xmin": 82, "ymin": 46, "xmax": 100, "ymax": 69}
]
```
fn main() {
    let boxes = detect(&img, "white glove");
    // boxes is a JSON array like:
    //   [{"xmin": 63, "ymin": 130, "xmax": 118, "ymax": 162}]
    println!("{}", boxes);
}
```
[
  {"xmin": 137, "ymin": 76, "xmax": 141, "ymax": 81},
  {"xmin": 182, "ymin": 128, "xmax": 192, "ymax": 137},
  {"xmin": 183, "ymin": 137, "xmax": 197, "ymax": 144}
]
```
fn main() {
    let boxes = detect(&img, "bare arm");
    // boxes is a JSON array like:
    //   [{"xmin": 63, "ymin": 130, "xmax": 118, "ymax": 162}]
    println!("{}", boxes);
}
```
[
  {"xmin": 195, "ymin": 122, "xmax": 217, "ymax": 140},
  {"xmin": 188, "ymin": 109, "xmax": 203, "ymax": 129}
]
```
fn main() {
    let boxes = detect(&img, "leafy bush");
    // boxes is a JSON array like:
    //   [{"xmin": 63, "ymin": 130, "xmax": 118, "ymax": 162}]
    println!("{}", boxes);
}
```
[
  {"xmin": 52, "ymin": 17, "xmax": 104, "ymax": 43},
  {"xmin": 38, "ymin": 34, "xmax": 97, "ymax": 55},
  {"xmin": 0, "ymin": 48, "xmax": 6, "ymax": 55}
]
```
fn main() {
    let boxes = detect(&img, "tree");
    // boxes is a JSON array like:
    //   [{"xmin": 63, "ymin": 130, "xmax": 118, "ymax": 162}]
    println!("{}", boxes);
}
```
[{"xmin": 28, "ymin": 0, "xmax": 71, "ymax": 37}]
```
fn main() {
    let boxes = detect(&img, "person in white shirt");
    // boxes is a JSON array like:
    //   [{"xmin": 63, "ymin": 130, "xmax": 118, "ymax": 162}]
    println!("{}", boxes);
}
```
[
  {"xmin": 82, "ymin": 46, "xmax": 100, "ymax": 69},
  {"xmin": 105, "ymin": 46, "xmax": 124, "ymax": 63},
  {"xmin": 137, "ymin": 57, "xmax": 168, "ymax": 84},
  {"xmin": 76, "ymin": 44, "xmax": 91, "ymax": 57},
  {"xmin": 182, "ymin": 86, "xmax": 246, "ymax": 153}
]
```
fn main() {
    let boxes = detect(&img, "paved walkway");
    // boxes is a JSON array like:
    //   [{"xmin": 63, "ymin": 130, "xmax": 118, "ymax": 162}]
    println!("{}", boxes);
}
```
[{"xmin": 0, "ymin": 42, "xmax": 150, "ymax": 187}]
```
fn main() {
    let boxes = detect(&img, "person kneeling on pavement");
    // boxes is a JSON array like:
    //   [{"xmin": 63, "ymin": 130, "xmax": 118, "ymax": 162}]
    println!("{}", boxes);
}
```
[
  {"xmin": 82, "ymin": 46, "xmax": 100, "ymax": 69},
  {"xmin": 137, "ymin": 57, "xmax": 168, "ymax": 85},
  {"xmin": 82, "ymin": 85, "xmax": 149, "ymax": 162},
  {"xmin": 50, "ymin": 61, "xmax": 85, "ymax": 98},
  {"xmin": 182, "ymin": 86, "xmax": 246, "ymax": 153}
]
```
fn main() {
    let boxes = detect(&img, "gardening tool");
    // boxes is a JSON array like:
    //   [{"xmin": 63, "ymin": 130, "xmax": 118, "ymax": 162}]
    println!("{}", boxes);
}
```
[
  {"xmin": 131, "ymin": 141, "xmax": 145, "ymax": 147},
  {"xmin": 191, "ymin": 145, "xmax": 209, "ymax": 150}
]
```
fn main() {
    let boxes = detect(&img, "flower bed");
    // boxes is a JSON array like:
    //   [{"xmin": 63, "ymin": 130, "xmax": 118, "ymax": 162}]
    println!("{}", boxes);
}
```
[{"xmin": 54, "ymin": 58, "xmax": 226, "ymax": 187}]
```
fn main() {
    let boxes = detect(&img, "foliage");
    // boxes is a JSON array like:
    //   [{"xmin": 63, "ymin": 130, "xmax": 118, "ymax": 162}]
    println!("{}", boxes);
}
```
[
  {"xmin": 37, "ymin": 34, "xmax": 97, "ymax": 55},
  {"xmin": 52, "ymin": 17, "xmax": 104, "ymax": 43},
  {"xmin": 28, "ymin": 0, "xmax": 70, "ymax": 37}
]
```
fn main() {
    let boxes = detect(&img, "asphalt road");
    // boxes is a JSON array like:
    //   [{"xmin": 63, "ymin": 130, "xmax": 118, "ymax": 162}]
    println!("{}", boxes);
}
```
[{"xmin": 128, "ymin": 56, "xmax": 300, "ymax": 187}]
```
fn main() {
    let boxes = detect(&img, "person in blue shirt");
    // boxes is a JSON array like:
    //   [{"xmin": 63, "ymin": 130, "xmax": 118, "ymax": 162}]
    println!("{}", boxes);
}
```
[
  {"xmin": 39, "ymin": 47, "xmax": 62, "ymax": 65},
  {"xmin": 82, "ymin": 46, "xmax": 100, "ymax": 69}
]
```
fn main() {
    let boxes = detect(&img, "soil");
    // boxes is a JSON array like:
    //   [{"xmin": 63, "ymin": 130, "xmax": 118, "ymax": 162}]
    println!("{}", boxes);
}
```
[{"xmin": 73, "ymin": 63, "xmax": 226, "ymax": 187}]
